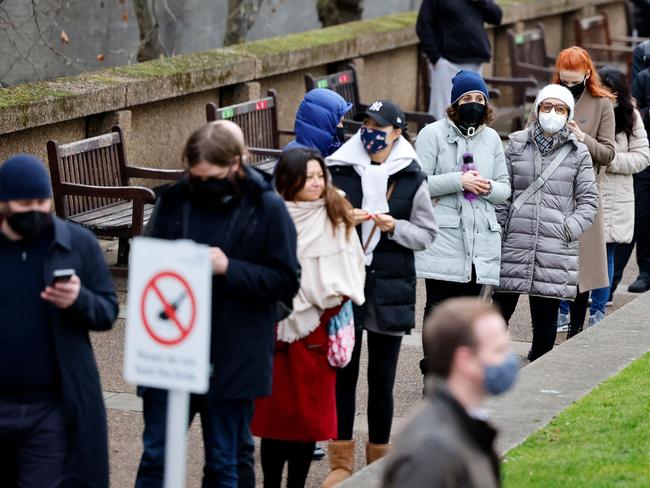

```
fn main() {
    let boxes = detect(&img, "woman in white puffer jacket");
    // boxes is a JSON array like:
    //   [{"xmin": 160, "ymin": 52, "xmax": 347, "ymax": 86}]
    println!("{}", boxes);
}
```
[{"xmin": 589, "ymin": 66, "xmax": 650, "ymax": 325}]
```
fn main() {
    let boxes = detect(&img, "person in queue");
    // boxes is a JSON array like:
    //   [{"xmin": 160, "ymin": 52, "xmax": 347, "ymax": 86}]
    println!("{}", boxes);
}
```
[
  {"xmin": 322, "ymin": 99, "xmax": 437, "ymax": 487},
  {"xmin": 251, "ymin": 147, "xmax": 366, "ymax": 488},
  {"xmin": 540, "ymin": 47, "xmax": 615, "ymax": 337},
  {"xmin": 593, "ymin": 67, "xmax": 650, "ymax": 316},
  {"xmin": 414, "ymin": 70, "xmax": 510, "ymax": 376},
  {"xmin": 493, "ymin": 84, "xmax": 598, "ymax": 361},
  {"xmin": 135, "ymin": 121, "xmax": 301, "ymax": 488}
]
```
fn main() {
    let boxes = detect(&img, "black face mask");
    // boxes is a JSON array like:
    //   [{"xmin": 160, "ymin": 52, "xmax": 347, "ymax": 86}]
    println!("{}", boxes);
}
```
[
  {"xmin": 188, "ymin": 176, "xmax": 237, "ymax": 210},
  {"xmin": 562, "ymin": 79, "xmax": 586, "ymax": 101},
  {"xmin": 457, "ymin": 102, "xmax": 487, "ymax": 135},
  {"xmin": 6, "ymin": 210, "xmax": 52, "ymax": 241}
]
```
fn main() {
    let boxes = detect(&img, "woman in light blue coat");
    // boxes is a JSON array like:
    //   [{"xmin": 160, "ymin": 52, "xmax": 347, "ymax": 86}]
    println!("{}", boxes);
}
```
[{"xmin": 415, "ymin": 71, "xmax": 510, "ymax": 373}]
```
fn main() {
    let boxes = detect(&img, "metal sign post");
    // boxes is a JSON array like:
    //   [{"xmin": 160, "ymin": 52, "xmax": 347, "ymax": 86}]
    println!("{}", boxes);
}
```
[{"xmin": 124, "ymin": 237, "xmax": 212, "ymax": 488}]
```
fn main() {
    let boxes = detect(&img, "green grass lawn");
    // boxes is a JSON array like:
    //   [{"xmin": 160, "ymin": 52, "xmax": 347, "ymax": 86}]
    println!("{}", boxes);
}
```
[{"xmin": 503, "ymin": 352, "xmax": 650, "ymax": 487}]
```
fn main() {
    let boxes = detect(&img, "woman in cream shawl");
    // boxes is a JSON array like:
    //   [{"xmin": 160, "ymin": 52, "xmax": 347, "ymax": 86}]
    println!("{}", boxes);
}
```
[{"xmin": 251, "ymin": 147, "xmax": 365, "ymax": 488}]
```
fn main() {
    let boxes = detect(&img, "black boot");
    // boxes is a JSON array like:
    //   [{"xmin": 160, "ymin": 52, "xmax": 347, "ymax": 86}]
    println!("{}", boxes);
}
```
[{"xmin": 628, "ymin": 274, "xmax": 650, "ymax": 293}]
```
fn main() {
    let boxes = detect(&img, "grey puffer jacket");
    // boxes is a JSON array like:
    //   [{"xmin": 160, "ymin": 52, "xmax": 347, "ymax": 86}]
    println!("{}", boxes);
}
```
[{"xmin": 496, "ymin": 126, "xmax": 599, "ymax": 300}]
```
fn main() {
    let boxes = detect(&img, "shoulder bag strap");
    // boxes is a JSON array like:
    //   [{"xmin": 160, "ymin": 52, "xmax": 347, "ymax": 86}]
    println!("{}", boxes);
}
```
[{"xmin": 512, "ymin": 144, "xmax": 572, "ymax": 211}]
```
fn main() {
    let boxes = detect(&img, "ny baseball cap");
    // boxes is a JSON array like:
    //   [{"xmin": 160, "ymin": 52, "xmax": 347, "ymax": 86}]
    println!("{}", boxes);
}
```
[{"xmin": 353, "ymin": 100, "xmax": 407, "ymax": 129}]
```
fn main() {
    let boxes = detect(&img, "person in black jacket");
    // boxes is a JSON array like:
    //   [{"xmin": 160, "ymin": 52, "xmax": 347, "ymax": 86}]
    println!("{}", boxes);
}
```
[
  {"xmin": 416, "ymin": 0, "xmax": 502, "ymax": 120},
  {"xmin": 0, "ymin": 154, "xmax": 118, "ymax": 488},
  {"xmin": 321, "ymin": 100, "xmax": 437, "ymax": 487},
  {"xmin": 135, "ymin": 120, "xmax": 300, "ymax": 488}
]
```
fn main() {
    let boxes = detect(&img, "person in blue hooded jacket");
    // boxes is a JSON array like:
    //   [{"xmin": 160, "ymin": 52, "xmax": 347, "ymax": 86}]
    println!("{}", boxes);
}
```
[{"xmin": 285, "ymin": 88, "xmax": 352, "ymax": 157}]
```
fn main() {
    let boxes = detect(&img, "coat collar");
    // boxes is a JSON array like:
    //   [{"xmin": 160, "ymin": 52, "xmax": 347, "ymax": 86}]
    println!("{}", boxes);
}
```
[
  {"xmin": 445, "ymin": 118, "xmax": 487, "ymax": 144},
  {"xmin": 52, "ymin": 216, "xmax": 73, "ymax": 251},
  {"xmin": 426, "ymin": 377, "xmax": 499, "ymax": 453}
]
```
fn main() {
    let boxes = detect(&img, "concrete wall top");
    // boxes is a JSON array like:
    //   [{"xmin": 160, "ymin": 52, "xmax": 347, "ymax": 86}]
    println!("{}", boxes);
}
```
[{"xmin": 0, "ymin": 0, "xmax": 621, "ymax": 136}]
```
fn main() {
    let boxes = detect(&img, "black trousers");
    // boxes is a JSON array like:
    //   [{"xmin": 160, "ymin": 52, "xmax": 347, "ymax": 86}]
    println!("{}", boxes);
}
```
[
  {"xmin": 0, "ymin": 399, "xmax": 67, "ymax": 488},
  {"xmin": 567, "ymin": 289, "xmax": 590, "ymax": 338},
  {"xmin": 492, "ymin": 293, "xmax": 560, "ymax": 361},
  {"xmin": 421, "ymin": 273, "xmax": 482, "ymax": 372},
  {"xmin": 611, "ymin": 172, "xmax": 650, "ymax": 291},
  {"xmin": 260, "ymin": 438, "xmax": 314, "ymax": 488},
  {"xmin": 336, "ymin": 328, "xmax": 402, "ymax": 444}
]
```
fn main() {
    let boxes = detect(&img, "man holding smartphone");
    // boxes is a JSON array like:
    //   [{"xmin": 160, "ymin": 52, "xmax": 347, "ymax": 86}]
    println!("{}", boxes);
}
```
[{"xmin": 0, "ymin": 154, "xmax": 118, "ymax": 488}]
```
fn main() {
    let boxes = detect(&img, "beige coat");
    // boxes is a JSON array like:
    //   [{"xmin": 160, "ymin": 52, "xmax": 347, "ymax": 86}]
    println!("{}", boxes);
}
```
[
  {"xmin": 529, "ymin": 90, "xmax": 616, "ymax": 291},
  {"xmin": 602, "ymin": 110, "xmax": 650, "ymax": 244}
]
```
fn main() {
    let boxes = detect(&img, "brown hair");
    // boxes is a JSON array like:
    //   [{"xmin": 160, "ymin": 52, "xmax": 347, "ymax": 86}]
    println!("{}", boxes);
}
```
[
  {"xmin": 274, "ymin": 147, "xmax": 355, "ymax": 237},
  {"xmin": 446, "ymin": 102, "xmax": 497, "ymax": 127},
  {"xmin": 182, "ymin": 122, "xmax": 246, "ymax": 168},
  {"xmin": 552, "ymin": 46, "xmax": 615, "ymax": 101},
  {"xmin": 424, "ymin": 298, "xmax": 500, "ymax": 378}
]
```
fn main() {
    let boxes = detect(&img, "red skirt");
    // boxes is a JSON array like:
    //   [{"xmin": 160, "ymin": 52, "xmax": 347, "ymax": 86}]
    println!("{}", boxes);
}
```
[{"xmin": 251, "ymin": 306, "xmax": 342, "ymax": 442}]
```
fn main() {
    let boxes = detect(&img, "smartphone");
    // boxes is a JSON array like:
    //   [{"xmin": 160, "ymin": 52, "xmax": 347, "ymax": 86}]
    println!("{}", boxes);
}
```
[{"xmin": 52, "ymin": 269, "xmax": 76, "ymax": 285}]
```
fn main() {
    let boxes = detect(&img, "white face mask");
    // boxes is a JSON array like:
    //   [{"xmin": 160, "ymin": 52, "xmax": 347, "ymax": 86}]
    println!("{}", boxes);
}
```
[{"xmin": 538, "ymin": 109, "xmax": 567, "ymax": 135}]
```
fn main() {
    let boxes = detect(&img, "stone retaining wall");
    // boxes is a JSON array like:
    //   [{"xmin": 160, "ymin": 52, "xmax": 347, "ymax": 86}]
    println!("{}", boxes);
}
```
[{"xmin": 0, "ymin": 0, "xmax": 627, "ymax": 168}]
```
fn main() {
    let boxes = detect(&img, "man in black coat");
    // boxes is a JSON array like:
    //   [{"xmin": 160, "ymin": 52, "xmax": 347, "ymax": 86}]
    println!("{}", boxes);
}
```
[
  {"xmin": 136, "ymin": 121, "xmax": 300, "ymax": 488},
  {"xmin": 0, "ymin": 154, "xmax": 118, "ymax": 488},
  {"xmin": 416, "ymin": 0, "xmax": 502, "ymax": 120}
]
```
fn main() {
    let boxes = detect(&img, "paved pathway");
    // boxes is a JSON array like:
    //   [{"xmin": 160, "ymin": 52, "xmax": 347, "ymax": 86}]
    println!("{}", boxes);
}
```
[{"xmin": 96, "ymin": 241, "xmax": 642, "ymax": 487}]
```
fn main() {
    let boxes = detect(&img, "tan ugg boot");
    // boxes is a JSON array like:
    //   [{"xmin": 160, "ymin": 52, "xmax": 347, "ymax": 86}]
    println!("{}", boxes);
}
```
[
  {"xmin": 366, "ymin": 442, "xmax": 390, "ymax": 465},
  {"xmin": 321, "ymin": 440, "xmax": 355, "ymax": 488}
]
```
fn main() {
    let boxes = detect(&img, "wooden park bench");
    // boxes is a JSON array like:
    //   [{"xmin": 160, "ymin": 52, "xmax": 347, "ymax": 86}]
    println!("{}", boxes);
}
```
[
  {"xmin": 47, "ymin": 125, "xmax": 185, "ymax": 275},
  {"xmin": 574, "ymin": 14, "xmax": 646, "ymax": 74},
  {"xmin": 304, "ymin": 65, "xmax": 436, "ymax": 135},
  {"xmin": 206, "ymin": 90, "xmax": 290, "ymax": 174},
  {"xmin": 507, "ymin": 24, "xmax": 556, "ymax": 89}
]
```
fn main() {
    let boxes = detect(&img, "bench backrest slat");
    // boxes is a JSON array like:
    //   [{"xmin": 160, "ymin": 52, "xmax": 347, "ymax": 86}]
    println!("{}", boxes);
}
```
[
  {"xmin": 304, "ymin": 69, "xmax": 358, "ymax": 119},
  {"xmin": 205, "ymin": 91, "xmax": 281, "ymax": 166},
  {"xmin": 47, "ymin": 127, "xmax": 128, "ymax": 217}
]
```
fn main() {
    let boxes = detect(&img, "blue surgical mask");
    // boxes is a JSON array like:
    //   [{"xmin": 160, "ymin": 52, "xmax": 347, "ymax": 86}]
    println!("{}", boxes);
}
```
[
  {"xmin": 483, "ymin": 352, "xmax": 519, "ymax": 395},
  {"xmin": 360, "ymin": 126, "xmax": 391, "ymax": 154}
]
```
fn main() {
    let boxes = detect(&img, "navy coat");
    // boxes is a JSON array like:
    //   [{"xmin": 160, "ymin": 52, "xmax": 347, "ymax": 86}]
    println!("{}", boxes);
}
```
[
  {"xmin": 146, "ymin": 166, "xmax": 300, "ymax": 399},
  {"xmin": 284, "ymin": 88, "xmax": 352, "ymax": 157},
  {"xmin": 37, "ymin": 217, "xmax": 118, "ymax": 487}
]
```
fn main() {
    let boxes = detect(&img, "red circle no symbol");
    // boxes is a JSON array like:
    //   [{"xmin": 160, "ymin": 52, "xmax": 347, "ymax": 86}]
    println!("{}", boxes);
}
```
[{"xmin": 140, "ymin": 271, "xmax": 197, "ymax": 346}]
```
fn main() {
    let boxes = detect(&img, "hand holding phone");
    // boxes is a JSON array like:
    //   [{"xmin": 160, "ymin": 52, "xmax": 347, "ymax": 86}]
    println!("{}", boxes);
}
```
[
  {"xmin": 43, "ymin": 270, "xmax": 81, "ymax": 309},
  {"xmin": 52, "ymin": 269, "xmax": 75, "ymax": 285}
]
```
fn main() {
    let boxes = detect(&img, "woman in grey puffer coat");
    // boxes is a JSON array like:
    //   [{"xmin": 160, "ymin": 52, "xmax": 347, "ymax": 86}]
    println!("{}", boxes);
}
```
[{"xmin": 493, "ymin": 84, "xmax": 599, "ymax": 361}]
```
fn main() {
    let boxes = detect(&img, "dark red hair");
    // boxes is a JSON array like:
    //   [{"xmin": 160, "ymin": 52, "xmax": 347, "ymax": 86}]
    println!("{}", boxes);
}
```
[{"xmin": 552, "ymin": 46, "xmax": 615, "ymax": 100}]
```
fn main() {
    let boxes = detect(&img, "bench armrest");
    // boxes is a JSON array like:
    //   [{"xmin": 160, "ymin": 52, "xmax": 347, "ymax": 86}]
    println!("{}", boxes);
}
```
[
  {"xmin": 277, "ymin": 128, "xmax": 296, "ymax": 137},
  {"xmin": 404, "ymin": 110, "xmax": 436, "ymax": 127},
  {"xmin": 60, "ymin": 183, "xmax": 156, "ymax": 203},
  {"xmin": 611, "ymin": 35, "xmax": 649, "ymax": 45},
  {"xmin": 125, "ymin": 166, "xmax": 186, "ymax": 181},
  {"xmin": 249, "ymin": 147, "xmax": 282, "ymax": 157}
]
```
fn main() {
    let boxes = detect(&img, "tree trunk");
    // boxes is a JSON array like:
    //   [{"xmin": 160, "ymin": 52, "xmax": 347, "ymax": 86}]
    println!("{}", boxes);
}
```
[
  {"xmin": 317, "ymin": 0, "xmax": 363, "ymax": 27},
  {"xmin": 133, "ymin": 0, "xmax": 165, "ymax": 61},
  {"xmin": 224, "ymin": 0, "xmax": 264, "ymax": 46}
]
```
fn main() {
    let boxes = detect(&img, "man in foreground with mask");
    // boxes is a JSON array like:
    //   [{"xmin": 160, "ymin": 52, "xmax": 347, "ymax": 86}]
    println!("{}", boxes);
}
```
[
  {"xmin": 382, "ymin": 297, "xmax": 516, "ymax": 488},
  {"xmin": 0, "ymin": 154, "xmax": 118, "ymax": 487}
]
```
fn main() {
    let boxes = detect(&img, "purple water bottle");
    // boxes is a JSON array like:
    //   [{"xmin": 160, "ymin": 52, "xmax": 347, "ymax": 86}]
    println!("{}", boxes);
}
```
[{"xmin": 462, "ymin": 152, "xmax": 477, "ymax": 201}]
